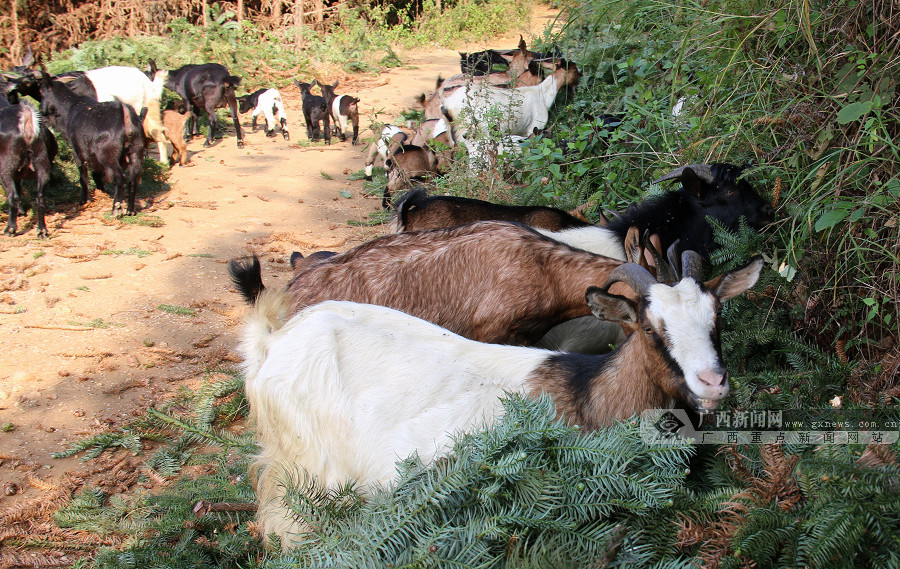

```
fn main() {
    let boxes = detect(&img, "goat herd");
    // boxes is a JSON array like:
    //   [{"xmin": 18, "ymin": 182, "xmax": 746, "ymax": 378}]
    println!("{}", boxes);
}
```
[
  {"xmin": 0, "ymin": 48, "xmax": 361, "ymax": 239},
  {"xmin": 3, "ymin": 41, "xmax": 777, "ymax": 547},
  {"xmin": 223, "ymin": 43, "xmax": 775, "ymax": 546}
]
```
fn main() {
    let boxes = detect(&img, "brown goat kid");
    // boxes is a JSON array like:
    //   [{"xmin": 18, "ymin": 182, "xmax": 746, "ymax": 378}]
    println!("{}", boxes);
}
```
[
  {"xmin": 395, "ymin": 188, "xmax": 592, "ymax": 232},
  {"xmin": 160, "ymin": 108, "xmax": 191, "ymax": 167}
]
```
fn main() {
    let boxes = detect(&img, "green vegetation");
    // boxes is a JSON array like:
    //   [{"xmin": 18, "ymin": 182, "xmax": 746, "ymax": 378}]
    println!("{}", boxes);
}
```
[
  {"xmin": 7, "ymin": 0, "xmax": 899, "ymax": 567},
  {"xmin": 157, "ymin": 304, "xmax": 199, "ymax": 317},
  {"xmin": 66, "ymin": 318, "xmax": 123, "ymax": 329}
]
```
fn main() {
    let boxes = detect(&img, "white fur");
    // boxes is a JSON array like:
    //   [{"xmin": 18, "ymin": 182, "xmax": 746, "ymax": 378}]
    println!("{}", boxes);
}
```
[
  {"xmin": 84, "ymin": 66, "xmax": 168, "ymax": 166},
  {"xmin": 251, "ymin": 88, "xmax": 287, "ymax": 131},
  {"xmin": 16, "ymin": 103, "xmax": 41, "ymax": 145},
  {"xmin": 242, "ymin": 297, "xmax": 547, "ymax": 546},
  {"xmin": 330, "ymin": 95, "xmax": 349, "ymax": 134},
  {"xmin": 646, "ymin": 280, "xmax": 725, "ymax": 402}
]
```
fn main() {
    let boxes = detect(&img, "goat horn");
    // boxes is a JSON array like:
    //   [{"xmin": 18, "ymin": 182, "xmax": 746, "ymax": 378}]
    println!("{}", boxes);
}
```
[
  {"xmin": 681, "ymin": 250, "xmax": 704, "ymax": 281},
  {"xmin": 643, "ymin": 232, "xmax": 677, "ymax": 284},
  {"xmin": 666, "ymin": 240, "xmax": 681, "ymax": 280},
  {"xmin": 602, "ymin": 263, "xmax": 658, "ymax": 297},
  {"xmin": 653, "ymin": 164, "xmax": 715, "ymax": 184}
]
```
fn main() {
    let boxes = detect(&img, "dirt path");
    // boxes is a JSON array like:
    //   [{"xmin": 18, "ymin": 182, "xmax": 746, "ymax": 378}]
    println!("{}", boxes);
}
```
[{"xmin": 0, "ymin": 9, "xmax": 560, "ymax": 507}]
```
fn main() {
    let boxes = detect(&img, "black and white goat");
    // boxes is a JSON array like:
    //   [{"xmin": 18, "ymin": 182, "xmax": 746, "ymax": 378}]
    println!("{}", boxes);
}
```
[
  {"xmin": 161, "ymin": 62, "xmax": 244, "ymax": 149},
  {"xmin": 364, "ymin": 124, "xmax": 407, "ymax": 182},
  {"xmin": 317, "ymin": 80, "xmax": 359, "ymax": 145},
  {"xmin": 36, "ymin": 72, "xmax": 147, "ymax": 217},
  {"xmin": 240, "ymin": 252, "xmax": 763, "ymax": 546},
  {"xmin": 237, "ymin": 88, "xmax": 289, "ymax": 140},
  {"xmin": 294, "ymin": 79, "xmax": 331, "ymax": 144},
  {"xmin": 0, "ymin": 100, "xmax": 57, "ymax": 237}
]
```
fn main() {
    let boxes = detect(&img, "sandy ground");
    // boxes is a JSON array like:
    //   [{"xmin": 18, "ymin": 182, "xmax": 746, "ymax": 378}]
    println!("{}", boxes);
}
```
[{"xmin": 0, "ymin": 8, "xmax": 560, "ymax": 510}]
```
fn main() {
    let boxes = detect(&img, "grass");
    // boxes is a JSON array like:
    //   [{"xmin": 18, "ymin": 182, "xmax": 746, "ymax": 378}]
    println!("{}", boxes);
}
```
[
  {"xmin": 66, "ymin": 318, "xmax": 123, "ymax": 329},
  {"xmin": 99, "ymin": 248, "xmax": 153, "ymax": 258},
  {"xmin": 156, "ymin": 304, "xmax": 198, "ymax": 317}
]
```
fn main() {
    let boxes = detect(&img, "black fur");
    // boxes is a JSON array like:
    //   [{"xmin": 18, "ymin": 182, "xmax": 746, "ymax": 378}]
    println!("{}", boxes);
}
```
[
  {"xmin": 164, "ymin": 63, "xmax": 244, "ymax": 149},
  {"xmin": 37, "ymin": 72, "xmax": 147, "ymax": 218},
  {"xmin": 0, "ymin": 103, "xmax": 58, "ymax": 237},
  {"xmin": 229, "ymin": 256, "xmax": 265, "ymax": 303},
  {"xmin": 459, "ymin": 49, "xmax": 511, "ymax": 76},
  {"xmin": 294, "ymin": 80, "xmax": 330, "ymax": 144},
  {"xmin": 606, "ymin": 163, "xmax": 774, "ymax": 257}
]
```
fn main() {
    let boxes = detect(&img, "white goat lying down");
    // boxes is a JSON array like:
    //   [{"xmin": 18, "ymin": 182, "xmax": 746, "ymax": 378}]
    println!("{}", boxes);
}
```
[
  {"xmin": 240, "ymin": 254, "xmax": 763, "ymax": 547},
  {"xmin": 440, "ymin": 59, "xmax": 579, "ymax": 169}
]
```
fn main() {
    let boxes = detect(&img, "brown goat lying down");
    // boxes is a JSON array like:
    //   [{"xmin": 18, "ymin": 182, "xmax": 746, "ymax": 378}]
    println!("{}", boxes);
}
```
[
  {"xmin": 394, "ymin": 187, "xmax": 592, "ymax": 232},
  {"xmin": 230, "ymin": 220, "xmax": 629, "ymax": 346}
]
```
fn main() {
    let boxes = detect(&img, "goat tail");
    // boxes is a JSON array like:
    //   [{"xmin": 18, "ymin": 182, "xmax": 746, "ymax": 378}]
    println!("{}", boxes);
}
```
[
  {"xmin": 229, "ymin": 255, "xmax": 266, "ymax": 303},
  {"xmin": 226, "ymin": 75, "xmax": 242, "ymax": 88},
  {"xmin": 238, "ymin": 287, "xmax": 293, "ymax": 395},
  {"xmin": 17, "ymin": 102, "xmax": 40, "ymax": 145},
  {"xmin": 394, "ymin": 187, "xmax": 429, "ymax": 232}
]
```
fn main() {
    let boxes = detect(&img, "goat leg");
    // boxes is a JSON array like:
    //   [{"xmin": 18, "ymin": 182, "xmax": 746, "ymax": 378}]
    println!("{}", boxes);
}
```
[
  {"xmin": 280, "ymin": 118, "xmax": 289, "ymax": 140},
  {"xmin": 225, "ymin": 91, "xmax": 244, "ymax": 149},
  {"xmin": 1, "ymin": 173, "xmax": 19, "ymax": 236}
]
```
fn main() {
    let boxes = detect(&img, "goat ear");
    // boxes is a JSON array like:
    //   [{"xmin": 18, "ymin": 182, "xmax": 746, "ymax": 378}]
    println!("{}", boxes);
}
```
[
  {"xmin": 518, "ymin": 35, "xmax": 527, "ymax": 52},
  {"xmin": 680, "ymin": 167, "xmax": 708, "ymax": 199},
  {"xmin": 585, "ymin": 287, "xmax": 638, "ymax": 325},
  {"xmin": 148, "ymin": 59, "xmax": 158, "ymax": 74},
  {"xmin": 704, "ymin": 256, "xmax": 764, "ymax": 302},
  {"xmin": 624, "ymin": 226, "xmax": 642, "ymax": 265},
  {"xmin": 22, "ymin": 46, "xmax": 35, "ymax": 68},
  {"xmin": 332, "ymin": 80, "xmax": 339, "ymax": 89}
]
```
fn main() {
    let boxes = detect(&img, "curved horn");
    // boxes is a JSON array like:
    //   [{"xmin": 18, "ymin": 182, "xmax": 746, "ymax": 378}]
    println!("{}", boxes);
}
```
[
  {"xmin": 681, "ymin": 250, "xmax": 704, "ymax": 281},
  {"xmin": 666, "ymin": 240, "xmax": 681, "ymax": 280},
  {"xmin": 602, "ymin": 263, "xmax": 659, "ymax": 297},
  {"xmin": 653, "ymin": 164, "xmax": 715, "ymax": 184},
  {"xmin": 643, "ymin": 232, "xmax": 677, "ymax": 284}
]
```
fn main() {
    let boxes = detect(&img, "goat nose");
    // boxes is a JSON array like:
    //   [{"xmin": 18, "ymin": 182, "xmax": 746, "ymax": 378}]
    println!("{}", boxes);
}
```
[{"xmin": 697, "ymin": 367, "xmax": 728, "ymax": 387}]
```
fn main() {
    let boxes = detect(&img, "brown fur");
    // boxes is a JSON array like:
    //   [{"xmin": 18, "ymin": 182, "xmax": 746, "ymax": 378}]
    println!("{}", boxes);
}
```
[
  {"xmin": 161, "ymin": 109, "xmax": 191, "ymax": 166},
  {"xmin": 395, "ymin": 189, "xmax": 592, "ymax": 233},
  {"xmin": 285, "ymin": 221, "xmax": 625, "ymax": 345},
  {"xmin": 385, "ymin": 144, "xmax": 440, "ymax": 195}
]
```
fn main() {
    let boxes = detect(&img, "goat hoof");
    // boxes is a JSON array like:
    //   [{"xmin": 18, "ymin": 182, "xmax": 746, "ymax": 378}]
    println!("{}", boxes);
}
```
[
  {"xmin": 3, "ymin": 227, "xmax": 15, "ymax": 237},
  {"xmin": 283, "ymin": 133, "xmax": 290, "ymax": 141},
  {"xmin": 203, "ymin": 140, "xmax": 212, "ymax": 148},
  {"xmin": 237, "ymin": 140, "xmax": 245, "ymax": 149},
  {"xmin": 266, "ymin": 130, "xmax": 276, "ymax": 138},
  {"xmin": 36, "ymin": 228, "xmax": 49, "ymax": 239}
]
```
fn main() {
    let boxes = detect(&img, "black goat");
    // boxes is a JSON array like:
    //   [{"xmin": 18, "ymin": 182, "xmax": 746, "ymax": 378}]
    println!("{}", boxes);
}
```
[
  {"xmin": 293, "ymin": 80, "xmax": 330, "ymax": 144},
  {"xmin": 160, "ymin": 62, "xmax": 244, "ymax": 149},
  {"xmin": 0, "ymin": 101, "xmax": 58, "ymax": 237},
  {"xmin": 605, "ymin": 163, "xmax": 774, "ymax": 257},
  {"xmin": 317, "ymin": 80, "xmax": 359, "ymax": 144},
  {"xmin": 36, "ymin": 72, "xmax": 147, "ymax": 218},
  {"xmin": 459, "ymin": 49, "xmax": 512, "ymax": 76}
]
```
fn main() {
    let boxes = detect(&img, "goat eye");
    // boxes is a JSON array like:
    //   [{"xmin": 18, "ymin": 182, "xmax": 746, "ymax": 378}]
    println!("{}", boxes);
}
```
[
  {"xmin": 726, "ymin": 190, "xmax": 735, "ymax": 197},
  {"xmin": 644, "ymin": 326, "xmax": 654, "ymax": 335}
]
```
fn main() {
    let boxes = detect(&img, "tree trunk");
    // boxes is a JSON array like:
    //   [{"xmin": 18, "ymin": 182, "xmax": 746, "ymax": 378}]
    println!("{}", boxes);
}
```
[
  {"xmin": 11, "ymin": 0, "xmax": 21, "ymax": 65},
  {"xmin": 237, "ymin": 0, "xmax": 243, "ymax": 22},
  {"xmin": 202, "ymin": 0, "xmax": 209, "ymax": 27},
  {"xmin": 314, "ymin": 0, "xmax": 323, "ymax": 31},
  {"xmin": 294, "ymin": 0, "xmax": 304, "ymax": 50}
]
